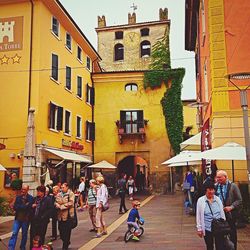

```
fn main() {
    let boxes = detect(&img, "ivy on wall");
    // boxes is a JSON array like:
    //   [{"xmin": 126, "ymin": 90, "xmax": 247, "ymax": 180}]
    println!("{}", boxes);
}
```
[{"xmin": 143, "ymin": 32, "xmax": 185, "ymax": 154}]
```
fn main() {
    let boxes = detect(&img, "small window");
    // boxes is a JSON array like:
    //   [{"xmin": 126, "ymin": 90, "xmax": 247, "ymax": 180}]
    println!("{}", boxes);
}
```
[
  {"xmin": 125, "ymin": 83, "xmax": 138, "ymax": 91},
  {"xmin": 66, "ymin": 33, "xmax": 71, "ymax": 50},
  {"xmin": 77, "ymin": 76, "xmax": 82, "ymax": 98},
  {"xmin": 64, "ymin": 110, "xmax": 71, "ymax": 134},
  {"xmin": 52, "ymin": 17, "xmax": 59, "ymax": 37},
  {"xmin": 76, "ymin": 116, "xmax": 82, "ymax": 138},
  {"xmin": 66, "ymin": 66, "xmax": 71, "ymax": 90},
  {"xmin": 86, "ymin": 84, "xmax": 95, "ymax": 105},
  {"xmin": 120, "ymin": 110, "xmax": 144, "ymax": 133},
  {"xmin": 115, "ymin": 31, "xmax": 123, "ymax": 39},
  {"xmin": 86, "ymin": 121, "xmax": 95, "ymax": 141},
  {"xmin": 140, "ymin": 40, "xmax": 151, "ymax": 57},
  {"xmin": 87, "ymin": 56, "xmax": 91, "ymax": 70},
  {"xmin": 49, "ymin": 102, "xmax": 63, "ymax": 130},
  {"xmin": 51, "ymin": 54, "xmax": 58, "ymax": 81},
  {"xmin": 140, "ymin": 28, "xmax": 149, "ymax": 37},
  {"xmin": 114, "ymin": 43, "xmax": 124, "ymax": 61},
  {"xmin": 77, "ymin": 46, "xmax": 82, "ymax": 61}
]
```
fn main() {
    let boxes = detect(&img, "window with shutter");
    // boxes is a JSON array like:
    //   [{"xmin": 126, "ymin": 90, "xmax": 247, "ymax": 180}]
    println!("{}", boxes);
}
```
[
  {"xmin": 64, "ymin": 110, "xmax": 71, "ymax": 134},
  {"xmin": 66, "ymin": 66, "xmax": 71, "ymax": 90},
  {"xmin": 90, "ymin": 87, "xmax": 95, "ymax": 105},
  {"xmin": 77, "ymin": 46, "xmax": 82, "ymax": 61},
  {"xmin": 77, "ymin": 76, "xmax": 82, "ymax": 98},
  {"xmin": 52, "ymin": 17, "xmax": 59, "ymax": 36},
  {"xmin": 76, "ymin": 116, "xmax": 82, "ymax": 138},
  {"xmin": 90, "ymin": 122, "xmax": 95, "ymax": 141},
  {"xmin": 49, "ymin": 102, "xmax": 56, "ymax": 129},
  {"xmin": 120, "ymin": 110, "xmax": 144, "ymax": 133},
  {"xmin": 66, "ymin": 33, "xmax": 71, "ymax": 50},
  {"xmin": 87, "ymin": 56, "xmax": 91, "ymax": 70},
  {"xmin": 51, "ymin": 54, "xmax": 58, "ymax": 81},
  {"xmin": 57, "ymin": 106, "xmax": 63, "ymax": 131}
]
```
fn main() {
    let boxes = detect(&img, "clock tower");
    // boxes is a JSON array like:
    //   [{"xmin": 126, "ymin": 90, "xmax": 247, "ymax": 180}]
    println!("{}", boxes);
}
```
[{"xmin": 96, "ymin": 8, "xmax": 170, "ymax": 71}]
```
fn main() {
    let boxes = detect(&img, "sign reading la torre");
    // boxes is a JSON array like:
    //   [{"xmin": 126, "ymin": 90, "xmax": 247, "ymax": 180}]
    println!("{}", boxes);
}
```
[{"xmin": 0, "ymin": 16, "xmax": 23, "ymax": 51}]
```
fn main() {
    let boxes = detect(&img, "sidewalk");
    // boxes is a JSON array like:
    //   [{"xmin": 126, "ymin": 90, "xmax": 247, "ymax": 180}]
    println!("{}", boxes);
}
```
[{"xmin": 1, "ymin": 193, "xmax": 250, "ymax": 250}]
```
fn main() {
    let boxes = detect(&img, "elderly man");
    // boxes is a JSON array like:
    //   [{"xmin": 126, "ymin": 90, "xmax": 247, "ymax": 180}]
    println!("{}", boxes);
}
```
[
  {"xmin": 216, "ymin": 170, "xmax": 242, "ymax": 250},
  {"xmin": 8, "ymin": 184, "xmax": 34, "ymax": 250}
]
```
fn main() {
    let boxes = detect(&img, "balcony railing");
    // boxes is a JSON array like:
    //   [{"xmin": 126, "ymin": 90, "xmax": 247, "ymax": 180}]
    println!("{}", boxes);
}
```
[{"xmin": 115, "ymin": 119, "xmax": 149, "ymax": 144}]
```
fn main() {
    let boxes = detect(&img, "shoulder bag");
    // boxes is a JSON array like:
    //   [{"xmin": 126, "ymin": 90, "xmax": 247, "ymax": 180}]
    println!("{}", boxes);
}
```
[
  {"xmin": 206, "ymin": 200, "xmax": 231, "ymax": 235},
  {"xmin": 67, "ymin": 193, "xmax": 78, "ymax": 229}
]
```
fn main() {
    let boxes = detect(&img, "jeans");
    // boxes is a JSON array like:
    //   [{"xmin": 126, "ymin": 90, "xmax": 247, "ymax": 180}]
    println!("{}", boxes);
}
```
[
  {"xmin": 8, "ymin": 220, "xmax": 29, "ymax": 250},
  {"xmin": 58, "ymin": 220, "xmax": 72, "ymax": 250},
  {"xmin": 119, "ymin": 192, "xmax": 127, "ymax": 212},
  {"xmin": 204, "ymin": 230, "xmax": 224, "ymax": 250}
]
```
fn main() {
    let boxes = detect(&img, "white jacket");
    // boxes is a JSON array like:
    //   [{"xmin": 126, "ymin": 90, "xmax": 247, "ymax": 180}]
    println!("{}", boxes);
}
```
[
  {"xmin": 196, "ymin": 195, "xmax": 225, "ymax": 236},
  {"xmin": 96, "ymin": 184, "xmax": 108, "ymax": 208}
]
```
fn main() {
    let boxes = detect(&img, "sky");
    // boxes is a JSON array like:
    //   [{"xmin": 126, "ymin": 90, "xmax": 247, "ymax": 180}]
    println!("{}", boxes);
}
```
[{"xmin": 60, "ymin": 0, "xmax": 196, "ymax": 100}]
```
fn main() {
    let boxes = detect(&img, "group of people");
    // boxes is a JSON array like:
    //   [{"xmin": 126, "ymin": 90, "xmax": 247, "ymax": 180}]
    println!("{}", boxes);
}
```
[
  {"xmin": 8, "ymin": 175, "xmax": 109, "ymax": 250},
  {"xmin": 196, "ymin": 170, "xmax": 242, "ymax": 250}
]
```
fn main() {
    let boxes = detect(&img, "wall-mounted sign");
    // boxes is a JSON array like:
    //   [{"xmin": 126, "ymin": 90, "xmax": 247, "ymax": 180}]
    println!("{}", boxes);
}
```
[
  {"xmin": 0, "ymin": 143, "xmax": 6, "ymax": 150},
  {"xmin": 0, "ymin": 16, "xmax": 23, "ymax": 51},
  {"xmin": 62, "ymin": 139, "xmax": 84, "ymax": 151}
]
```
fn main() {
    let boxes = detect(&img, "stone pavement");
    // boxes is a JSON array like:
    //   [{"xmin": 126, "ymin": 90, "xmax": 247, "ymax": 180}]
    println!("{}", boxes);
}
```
[{"xmin": 1, "ymin": 193, "xmax": 250, "ymax": 250}]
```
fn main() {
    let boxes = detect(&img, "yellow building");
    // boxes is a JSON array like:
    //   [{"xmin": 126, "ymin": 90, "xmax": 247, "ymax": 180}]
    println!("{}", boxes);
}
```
[
  {"xmin": 0, "ymin": 0, "xmax": 101, "ymax": 196},
  {"xmin": 93, "ymin": 10, "xmax": 198, "ymax": 190}
]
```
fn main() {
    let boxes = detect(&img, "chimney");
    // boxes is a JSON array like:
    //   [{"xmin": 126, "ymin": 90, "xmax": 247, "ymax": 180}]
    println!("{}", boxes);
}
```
[
  {"xmin": 98, "ymin": 15, "xmax": 106, "ymax": 28},
  {"xmin": 128, "ymin": 13, "xmax": 136, "ymax": 25},
  {"xmin": 159, "ymin": 8, "xmax": 168, "ymax": 21}
]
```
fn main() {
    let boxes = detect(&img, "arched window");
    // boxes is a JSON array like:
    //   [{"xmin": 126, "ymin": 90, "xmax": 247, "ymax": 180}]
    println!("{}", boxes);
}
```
[
  {"xmin": 114, "ymin": 43, "xmax": 124, "ymax": 61},
  {"xmin": 125, "ymin": 83, "xmax": 138, "ymax": 91},
  {"xmin": 140, "ymin": 41, "xmax": 151, "ymax": 57},
  {"xmin": 140, "ymin": 28, "xmax": 149, "ymax": 37}
]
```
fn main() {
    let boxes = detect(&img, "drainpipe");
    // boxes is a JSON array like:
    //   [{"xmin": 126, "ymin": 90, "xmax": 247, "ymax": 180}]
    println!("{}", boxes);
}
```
[{"xmin": 28, "ymin": 0, "xmax": 34, "ymax": 113}]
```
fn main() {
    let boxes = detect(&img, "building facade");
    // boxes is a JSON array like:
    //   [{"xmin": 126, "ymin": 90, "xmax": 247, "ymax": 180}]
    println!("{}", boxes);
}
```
[
  {"xmin": 94, "ymin": 10, "xmax": 198, "ymax": 191},
  {"xmin": 185, "ymin": 0, "xmax": 250, "ymax": 182},
  {"xmin": 0, "ymin": 0, "xmax": 101, "ymax": 195}
]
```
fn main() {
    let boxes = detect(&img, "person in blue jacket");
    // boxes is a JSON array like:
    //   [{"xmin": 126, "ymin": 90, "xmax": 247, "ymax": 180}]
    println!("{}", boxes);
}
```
[
  {"xmin": 8, "ymin": 184, "xmax": 34, "ymax": 250},
  {"xmin": 127, "ymin": 200, "xmax": 141, "ymax": 241}
]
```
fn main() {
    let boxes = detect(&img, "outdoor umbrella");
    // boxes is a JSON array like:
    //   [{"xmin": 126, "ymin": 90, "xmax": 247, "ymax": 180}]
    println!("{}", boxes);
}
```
[
  {"xmin": 180, "ymin": 132, "xmax": 201, "ymax": 151},
  {"xmin": 87, "ymin": 160, "xmax": 117, "ymax": 169},
  {"xmin": 0, "ymin": 164, "xmax": 6, "ymax": 171},
  {"xmin": 201, "ymin": 142, "xmax": 246, "ymax": 182},
  {"xmin": 164, "ymin": 161, "xmax": 201, "ymax": 193}
]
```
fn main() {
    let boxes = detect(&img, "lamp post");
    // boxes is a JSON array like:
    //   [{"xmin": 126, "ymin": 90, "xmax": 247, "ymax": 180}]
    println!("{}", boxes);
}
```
[{"xmin": 227, "ymin": 73, "xmax": 250, "ymax": 182}]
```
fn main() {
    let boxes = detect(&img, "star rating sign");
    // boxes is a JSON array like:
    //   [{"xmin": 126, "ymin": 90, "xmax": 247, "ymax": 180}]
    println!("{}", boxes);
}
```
[
  {"xmin": 0, "ymin": 55, "xmax": 10, "ymax": 64},
  {"xmin": 12, "ymin": 54, "xmax": 21, "ymax": 64}
]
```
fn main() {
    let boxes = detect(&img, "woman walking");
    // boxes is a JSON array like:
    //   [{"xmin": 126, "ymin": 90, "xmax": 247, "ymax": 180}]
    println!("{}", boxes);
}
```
[
  {"xmin": 86, "ymin": 179, "xmax": 97, "ymax": 232},
  {"xmin": 196, "ymin": 181, "xmax": 225, "ymax": 250},
  {"xmin": 117, "ymin": 173, "xmax": 128, "ymax": 214},
  {"xmin": 126, "ymin": 176, "xmax": 135, "ymax": 200},
  {"xmin": 95, "ymin": 176, "xmax": 109, "ymax": 238}
]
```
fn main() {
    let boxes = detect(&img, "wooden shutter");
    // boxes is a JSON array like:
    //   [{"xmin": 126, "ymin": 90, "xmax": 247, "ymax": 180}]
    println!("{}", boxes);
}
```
[
  {"xmin": 57, "ymin": 106, "xmax": 63, "ymax": 130},
  {"xmin": 52, "ymin": 54, "xmax": 58, "ymax": 80},
  {"xmin": 90, "ymin": 122, "xmax": 95, "ymax": 141},
  {"xmin": 137, "ymin": 110, "xmax": 144, "ymax": 129},
  {"xmin": 90, "ymin": 87, "xmax": 95, "ymax": 105},
  {"xmin": 48, "ymin": 102, "xmax": 54, "ymax": 128},
  {"xmin": 85, "ymin": 120, "xmax": 89, "ymax": 140},
  {"xmin": 120, "ymin": 111, "xmax": 126, "ymax": 131}
]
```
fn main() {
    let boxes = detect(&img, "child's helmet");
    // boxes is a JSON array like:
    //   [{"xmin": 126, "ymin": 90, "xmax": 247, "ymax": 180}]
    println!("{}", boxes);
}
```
[
  {"xmin": 139, "ymin": 217, "xmax": 145, "ymax": 225},
  {"xmin": 132, "ymin": 200, "xmax": 141, "ymax": 207}
]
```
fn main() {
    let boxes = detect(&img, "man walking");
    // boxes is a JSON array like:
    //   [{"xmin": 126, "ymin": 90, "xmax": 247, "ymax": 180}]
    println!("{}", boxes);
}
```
[
  {"xmin": 8, "ymin": 184, "xmax": 34, "ymax": 250},
  {"xmin": 216, "ymin": 170, "xmax": 242, "ymax": 250},
  {"xmin": 117, "ymin": 173, "xmax": 128, "ymax": 214}
]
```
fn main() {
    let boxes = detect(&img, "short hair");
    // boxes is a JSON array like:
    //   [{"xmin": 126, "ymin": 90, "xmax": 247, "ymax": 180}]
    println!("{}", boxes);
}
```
[
  {"xmin": 36, "ymin": 185, "xmax": 46, "ymax": 193},
  {"xmin": 80, "ymin": 177, "xmax": 85, "ymax": 182},
  {"xmin": 53, "ymin": 185, "xmax": 59, "ymax": 191},
  {"xmin": 203, "ymin": 180, "xmax": 215, "ymax": 192},
  {"xmin": 62, "ymin": 182, "xmax": 68, "ymax": 187},
  {"xmin": 89, "ymin": 179, "xmax": 96, "ymax": 185},
  {"xmin": 216, "ymin": 170, "xmax": 228, "ymax": 178},
  {"xmin": 96, "ymin": 176, "xmax": 104, "ymax": 184}
]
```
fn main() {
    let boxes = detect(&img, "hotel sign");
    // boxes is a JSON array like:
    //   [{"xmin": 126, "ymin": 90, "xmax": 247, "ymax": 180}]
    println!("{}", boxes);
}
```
[
  {"xmin": 0, "ymin": 16, "xmax": 23, "ymax": 51},
  {"xmin": 62, "ymin": 139, "xmax": 84, "ymax": 151}
]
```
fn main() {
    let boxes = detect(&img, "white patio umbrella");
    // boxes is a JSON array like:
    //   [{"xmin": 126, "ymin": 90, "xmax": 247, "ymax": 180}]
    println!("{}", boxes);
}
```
[
  {"xmin": 0, "ymin": 164, "xmax": 6, "ymax": 171},
  {"xmin": 201, "ymin": 142, "xmax": 246, "ymax": 182},
  {"xmin": 162, "ymin": 151, "xmax": 203, "ymax": 166},
  {"xmin": 180, "ymin": 132, "xmax": 201, "ymax": 151},
  {"xmin": 161, "ymin": 152, "xmax": 202, "ymax": 193},
  {"xmin": 87, "ymin": 160, "xmax": 116, "ymax": 169}
]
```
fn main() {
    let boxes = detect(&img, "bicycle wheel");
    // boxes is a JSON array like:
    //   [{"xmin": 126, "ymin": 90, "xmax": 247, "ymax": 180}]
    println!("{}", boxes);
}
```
[
  {"xmin": 124, "ymin": 230, "xmax": 133, "ymax": 242},
  {"xmin": 137, "ymin": 227, "xmax": 144, "ymax": 237}
]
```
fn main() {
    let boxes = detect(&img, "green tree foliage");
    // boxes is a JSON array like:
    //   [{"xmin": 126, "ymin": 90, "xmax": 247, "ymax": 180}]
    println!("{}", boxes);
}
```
[{"xmin": 143, "ymin": 32, "xmax": 185, "ymax": 154}]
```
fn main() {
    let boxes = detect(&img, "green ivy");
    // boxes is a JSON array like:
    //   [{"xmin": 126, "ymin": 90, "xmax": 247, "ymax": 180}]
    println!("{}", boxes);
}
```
[{"xmin": 143, "ymin": 33, "xmax": 185, "ymax": 154}]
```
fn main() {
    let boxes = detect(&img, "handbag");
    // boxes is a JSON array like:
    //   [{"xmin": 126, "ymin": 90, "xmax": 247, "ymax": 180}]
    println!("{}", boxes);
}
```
[
  {"xmin": 102, "ymin": 201, "xmax": 109, "ymax": 212},
  {"xmin": 183, "ymin": 181, "xmax": 190, "ymax": 190},
  {"xmin": 206, "ymin": 201, "xmax": 231, "ymax": 235},
  {"xmin": 67, "ymin": 194, "xmax": 78, "ymax": 229}
]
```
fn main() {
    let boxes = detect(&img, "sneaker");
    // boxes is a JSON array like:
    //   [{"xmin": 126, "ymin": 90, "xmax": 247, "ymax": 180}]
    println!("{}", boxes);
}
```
[
  {"xmin": 125, "ymin": 209, "xmax": 129, "ymax": 213},
  {"xmin": 119, "ymin": 211, "xmax": 124, "ymax": 214},
  {"xmin": 95, "ymin": 233, "xmax": 102, "ymax": 238},
  {"xmin": 132, "ymin": 235, "xmax": 140, "ymax": 241},
  {"xmin": 102, "ymin": 231, "xmax": 108, "ymax": 235}
]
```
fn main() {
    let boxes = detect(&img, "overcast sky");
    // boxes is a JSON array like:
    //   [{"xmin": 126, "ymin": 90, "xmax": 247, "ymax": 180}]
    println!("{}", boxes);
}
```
[{"xmin": 60, "ymin": 0, "xmax": 196, "ymax": 100}]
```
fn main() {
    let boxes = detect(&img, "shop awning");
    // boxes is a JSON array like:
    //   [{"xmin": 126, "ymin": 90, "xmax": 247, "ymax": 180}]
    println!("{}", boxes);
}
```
[
  {"xmin": 44, "ymin": 148, "xmax": 92, "ymax": 163},
  {"xmin": 0, "ymin": 164, "xmax": 7, "ymax": 171}
]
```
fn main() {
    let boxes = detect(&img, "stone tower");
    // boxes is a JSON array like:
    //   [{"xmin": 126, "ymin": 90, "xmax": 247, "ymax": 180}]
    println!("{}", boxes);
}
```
[{"xmin": 95, "ymin": 9, "xmax": 170, "ymax": 71}]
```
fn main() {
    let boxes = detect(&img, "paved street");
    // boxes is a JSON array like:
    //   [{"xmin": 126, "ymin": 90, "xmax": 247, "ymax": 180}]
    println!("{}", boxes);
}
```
[{"xmin": 1, "ymin": 193, "xmax": 250, "ymax": 250}]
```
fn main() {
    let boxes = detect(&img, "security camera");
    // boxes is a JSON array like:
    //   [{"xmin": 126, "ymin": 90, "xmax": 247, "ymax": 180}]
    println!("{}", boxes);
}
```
[{"xmin": 17, "ymin": 153, "xmax": 22, "ymax": 159}]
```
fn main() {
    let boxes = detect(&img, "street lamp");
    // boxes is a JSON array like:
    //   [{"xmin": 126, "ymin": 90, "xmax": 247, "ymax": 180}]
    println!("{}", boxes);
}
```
[{"xmin": 226, "ymin": 72, "xmax": 250, "ymax": 182}]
